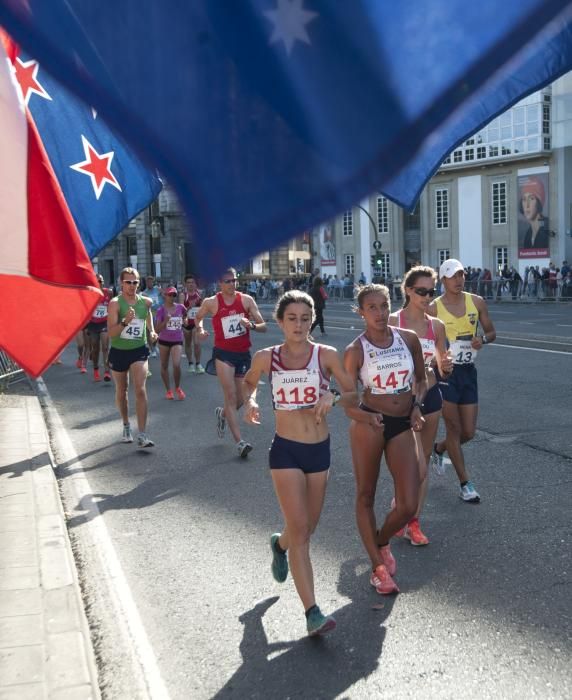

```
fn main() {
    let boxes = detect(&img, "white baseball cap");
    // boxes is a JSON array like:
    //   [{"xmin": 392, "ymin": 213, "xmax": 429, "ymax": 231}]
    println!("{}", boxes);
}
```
[{"xmin": 439, "ymin": 258, "xmax": 465, "ymax": 278}]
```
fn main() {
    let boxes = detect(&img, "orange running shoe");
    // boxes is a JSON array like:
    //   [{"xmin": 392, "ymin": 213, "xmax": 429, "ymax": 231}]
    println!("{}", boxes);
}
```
[
  {"xmin": 165, "ymin": 389, "xmax": 174, "ymax": 400},
  {"xmin": 94, "ymin": 369, "xmax": 101, "ymax": 382},
  {"xmin": 75, "ymin": 358, "xmax": 82, "ymax": 368},
  {"xmin": 370, "ymin": 564, "xmax": 399, "ymax": 595},
  {"xmin": 404, "ymin": 518, "xmax": 429, "ymax": 546},
  {"xmin": 103, "ymin": 371, "xmax": 111, "ymax": 382},
  {"xmin": 80, "ymin": 364, "xmax": 87, "ymax": 374},
  {"xmin": 379, "ymin": 543, "xmax": 397, "ymax": 576},
  {"xmin": 175, "ymin": 387, "xmax": 186, "ymax": 400}
]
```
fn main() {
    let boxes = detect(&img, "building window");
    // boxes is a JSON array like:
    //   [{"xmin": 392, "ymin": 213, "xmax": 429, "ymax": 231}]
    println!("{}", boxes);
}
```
[
  {"xmin": 343, "ymin": 209, "xmax": 353, "ymax": 236},
  {"xmin": 127, "ymin": 236, "xmax": 137, "ymax": 256},
  {"xmin": 453, "ymin": 150, "xmax": 462, "ymax": 163},
  {"xmin": 438, "ymin": 249, "xmax": 450, "ymax": 267},
  {"xmin": 435, "ymin": 188, "xmax": 449, "ymax": 229},
  {"xmin": 379, "ymin": 253, "xmax": 391, "ymax": 278},
  {"xmin": 544, "ymin": 137, "xmax": 551, "ymax": 150},
  {"xmin": 404, "ymin": 202, "xmax": 420, "ymax": 231},
  {"xmin": 344, "ymin": 254, "xmax": 355, "ymax": 276},
  {"xmin": 465, "ymin": 148, "xmax": 474, "ymax": 161},
  {"xmin": 477, "ymin": 146, "xmax": 486, "ymax": 159},
  {"xmin": 377, "ymin": 196, "xmax": 389, "ymax": 234},
  {"xmin": 495, "ymin": 246, "xmax": 508, "ymax": 272},
  {"xmin": 492, "ymin": 181, "xmax": 507, "ymax": 225}
]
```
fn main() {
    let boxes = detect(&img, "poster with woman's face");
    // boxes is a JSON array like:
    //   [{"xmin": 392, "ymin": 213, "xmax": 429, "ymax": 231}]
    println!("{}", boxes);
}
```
[
  {"xmin": 518, "ymin": 171, "xmax": 549, "ymax": 259},
  {"xmin": 320, "ymin": 224, "xmax": 336, "ymax": 266}
]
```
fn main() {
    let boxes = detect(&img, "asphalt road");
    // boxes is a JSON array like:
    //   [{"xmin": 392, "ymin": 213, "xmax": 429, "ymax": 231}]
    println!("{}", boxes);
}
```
[{"xmin": 41, "ymin": 300, "xmax": 572, "ymax": 699}]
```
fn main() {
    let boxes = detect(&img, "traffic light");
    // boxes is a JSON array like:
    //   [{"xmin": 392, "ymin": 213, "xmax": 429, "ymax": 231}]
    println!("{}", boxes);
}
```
[
  {"xmin": 370, "ymin": 255, "xmax": 376, "ymax": 268},
  {"xmin": 371, "ymin": 254, "xmax": 382, "ymax": 269}
]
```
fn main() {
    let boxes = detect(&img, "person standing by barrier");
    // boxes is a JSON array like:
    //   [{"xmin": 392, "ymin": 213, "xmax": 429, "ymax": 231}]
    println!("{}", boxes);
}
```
[
  {"xmin": 155, "ymin": 287, "xmax": 186, "ymax": 400},
  {"xmin": 428, "ymin": 259, "xmax": 496, "ymax": 502},
  {"xmin": 309, "ymin": 277, "xmax": 327, "ymax": 336},
  {"xmin": 107, "ymin": 267, "xmax": 156, "ymax": 448},
  {"xmin": 242, "ymin": 290, "xmax": 356, "ymax": 636},
  {"xmin": 195, "ymin": 267, "xmax": 266, "ymax": 458}
]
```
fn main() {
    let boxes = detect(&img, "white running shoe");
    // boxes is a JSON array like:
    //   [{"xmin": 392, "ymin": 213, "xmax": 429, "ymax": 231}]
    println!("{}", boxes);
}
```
[
  {"xmin": 121, "ymin": 425, "xmax": 133, "ymax": 443},
  {"xmin": 431, "ymin": 444, "xmax": 446, "ymax": 476},
  {"xmin": 137, "ymin": 433, "xmax": 155, "ymax": 448},
  {"xmin": 188, "ymin": 363, "xmax": 195, "ymax": 373},
  {"xmin": 215, "ymin": 407, "xmax": 226, "ymax": 438},
  {"xmin": 195, "ymin": 363, "xmax": 205, "ymax": 374},
  {"xmin": 237, "ymin": 440, "xmax": 253, "ymax": 458},
  {"xmin": 459, "ymin": 481, "xmax": 480, "ymax": 503}
]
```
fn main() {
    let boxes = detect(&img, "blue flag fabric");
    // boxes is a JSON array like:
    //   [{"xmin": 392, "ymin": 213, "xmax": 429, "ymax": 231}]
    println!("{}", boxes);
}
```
[
  {"xmin": 13, "ymin": 50, "xmax": 162, "ymax": 259},
  {"xmin": 1, "ymin": 0, "xmax": 571, "ymax": 272}
]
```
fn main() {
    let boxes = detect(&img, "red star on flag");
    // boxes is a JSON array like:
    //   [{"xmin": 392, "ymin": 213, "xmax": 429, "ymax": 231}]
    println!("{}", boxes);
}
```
[
  {"xmin": 70, "ymin": 135, "xmax": 122, "ymax": 199},
  {"xmin": 13, "ymin": 58, "xmax": 52, "ymax": 106}
]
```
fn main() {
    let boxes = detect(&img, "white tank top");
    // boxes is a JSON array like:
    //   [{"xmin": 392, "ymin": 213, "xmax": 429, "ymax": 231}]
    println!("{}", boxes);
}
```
[
  {"xmin": 358, "ymin": 328, "xmax": 414, "ymax": 395},
  {"xmin": 270, "ymin": 344, "xmax": 330, "ymax": 411}
]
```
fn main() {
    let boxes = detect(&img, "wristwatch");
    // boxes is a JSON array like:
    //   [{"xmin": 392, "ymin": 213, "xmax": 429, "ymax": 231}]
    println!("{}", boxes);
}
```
[
  {"xmin": 481, "ymin": 334, "xmax": 488, "ymax": 344},
  {"xmin": 250, "ymin": 320, "xmax": 256, "ymax": 330},
  {"xmin": 412, "ymin": 400, "xmax": 424, "ymax": 411},
  {"xmin": 330, "ymin": 389, "xmax": 342, "ymax": 406},
  {"xmin": 121, "ymin": 318, "xmax": 128, "ymax": 327}
]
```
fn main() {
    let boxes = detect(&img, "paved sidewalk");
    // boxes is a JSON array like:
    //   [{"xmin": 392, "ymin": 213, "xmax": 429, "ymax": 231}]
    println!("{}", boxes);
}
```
[{"xmin": 0, "ymin": 382, "xmax": 100, "ymax": 699}]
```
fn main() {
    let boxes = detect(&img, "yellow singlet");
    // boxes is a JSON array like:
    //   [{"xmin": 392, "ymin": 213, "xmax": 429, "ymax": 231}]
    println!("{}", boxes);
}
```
[{"xmin": 434, "ymin": 292, "xmax": 479, "ymax": 343}]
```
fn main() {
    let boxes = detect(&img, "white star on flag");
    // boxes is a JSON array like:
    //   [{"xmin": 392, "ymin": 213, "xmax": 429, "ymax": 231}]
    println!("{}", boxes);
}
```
[
  {"xmin": 263, "ymin": 0, "xmax": 318, "ymax": 55},
  {"xmin": 70, "ymin": 134, "xmax": 122, "ymax": 199}
]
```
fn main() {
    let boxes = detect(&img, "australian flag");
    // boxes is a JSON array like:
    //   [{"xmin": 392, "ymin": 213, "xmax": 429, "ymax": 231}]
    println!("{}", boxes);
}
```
[{"xmin": 0, "ymin": 0, "xmax": 571, "ymax": 275}]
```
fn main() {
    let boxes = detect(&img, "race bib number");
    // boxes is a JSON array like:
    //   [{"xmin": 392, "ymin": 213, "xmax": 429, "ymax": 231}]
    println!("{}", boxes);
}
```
[
  {"xmin": 120, "ymin": 318, "xmax": 145, "ymax": 340},
  {"xmin": 272, "ymin": 369, "xmax": 320, "ymax": 410},
  {"xmin": 94, "ymin": 304, "xmax": 108, "ymax": 319},
  {"xmin": 420, "ymin": 338, "xmax": 436, "ymax": 368},
  {"xmin": 366, "ymin": 357, "xmax": 412, "ymax": 395},
  {"xmin": 187, "ymin": 307, "xmax": 199, "ymax": 321},
  {"xmin": 167, "ymin": 316, "xmax": 183, "ymax": 331},
  {"xmin": 450, "ymin": 339, "xmax": 477, "ymax": 365},
  {"xmin": 222, "ymin": 313, "xmax": 246, "ymax": 339}
]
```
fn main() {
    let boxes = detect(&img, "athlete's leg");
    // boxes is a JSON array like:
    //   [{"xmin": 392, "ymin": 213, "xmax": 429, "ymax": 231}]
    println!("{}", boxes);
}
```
[
  {"xmin": 458, "ymin": 403, "xmax": 478, "ymax": 444},
  {"xmin": 350, "ymin": 420, "xmax": 385, "ymax": 568},
  {"xmin": 130, "ymin": 360, "xmax": 149, "ymax": 433},
  {"xmin": 192, "ymin": 328, "xmax": 202, "ymax": 365},
  {"xmin": 415, "ymin": 411, "xmax": 440, "ymax": 517},
  {"xmin": 215, "ymin": 360, "xmax": 242, "ymax": 442},
  {"xmin": 184, "ymin": 330, "xmax": 193, "ymax": 366},
  {"xmin": 439, "ymin": 401, "xmax": 469, "ymax": 483},
  {"xmin": 101, "ymin": 332, "xmax": 110, "ymax": 372},
  {"xmin": 377, "ymin": 429, "xmax": 420, "ymax": 546},
  {"xmin": 271, "ymin": 468, "xmax": 329, "ymax": 611},
  {"xmin": 112, "ymin": 369, "xmax": 129, "ymax": 424},
  {"xmin": 91, "ymin": 331, "xmax": 101, "ymax": 370},
  {"xmin": 171, "ymin": 345, "xmax": 183, "ymax": 388},
  {"xmin": 159, "ymin": 344, "xmax": 172, "ymax": 392}
]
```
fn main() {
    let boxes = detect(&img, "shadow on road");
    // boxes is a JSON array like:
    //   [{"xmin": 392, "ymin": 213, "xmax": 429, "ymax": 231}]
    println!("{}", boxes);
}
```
[{"xmin": 214, "ymin": 558, "xmax": 395, "ymax": 699}]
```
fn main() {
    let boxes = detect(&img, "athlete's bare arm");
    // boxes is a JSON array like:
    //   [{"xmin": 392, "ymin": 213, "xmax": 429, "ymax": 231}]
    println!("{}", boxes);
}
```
[
  {"xmin": 240, "ymin": 295, "xmax": 267, "ymax": 332},
  {"xmin": 242, "ymin": 348, "xmax": 272, "ymax": 424},
  {"xmin": 472, "ymin": 295, "xmax": 496, "ymax": 349},
  {"xmin": 194, "ymin": 296, "xmax": 218, "ymax": 339}
]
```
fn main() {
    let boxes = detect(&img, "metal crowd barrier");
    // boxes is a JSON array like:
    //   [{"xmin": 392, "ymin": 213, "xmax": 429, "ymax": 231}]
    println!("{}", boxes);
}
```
[{"xmin": 0, "ymin": 350, "xmax": 25, "ymax": 390}]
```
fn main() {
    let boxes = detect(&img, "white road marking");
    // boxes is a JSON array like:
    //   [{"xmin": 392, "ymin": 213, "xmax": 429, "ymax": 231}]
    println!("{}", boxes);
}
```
[
  {"xmin": 490, "ymin": 344, "xmax": 572, "ymax": 356},
  {"xmin": 36, "ymin": 378, "xmax": 171, "ymax": 700},
  {"xmin": 556, "ymin": 324, "xmax": 572, "ymax": 327},
  {"xmin": 518, "ymin": 321, "xmax": 534, "ymax": 325}
]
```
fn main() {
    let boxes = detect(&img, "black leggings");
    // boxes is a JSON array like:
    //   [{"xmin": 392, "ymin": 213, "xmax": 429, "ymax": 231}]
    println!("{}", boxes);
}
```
[{"xmin": 310, "ymin": 308, "xmax": 325, "ymax": 333}]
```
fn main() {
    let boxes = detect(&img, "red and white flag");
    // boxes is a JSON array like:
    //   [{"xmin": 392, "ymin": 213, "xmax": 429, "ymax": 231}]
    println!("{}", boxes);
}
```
[{"xmin": 0, "ymin": 36, "xmax": 101, "ymax": 377}]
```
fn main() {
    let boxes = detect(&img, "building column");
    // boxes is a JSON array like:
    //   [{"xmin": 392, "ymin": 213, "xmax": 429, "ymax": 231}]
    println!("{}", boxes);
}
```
[{"xmin": 359, "ymin": 198, "xmax": 373, "ymax": 282}]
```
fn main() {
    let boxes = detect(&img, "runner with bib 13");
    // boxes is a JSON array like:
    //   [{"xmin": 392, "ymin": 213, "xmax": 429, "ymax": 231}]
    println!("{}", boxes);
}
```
[{"xmin": 428, "ymin": 259, "xmax": 496, "ymax": 503}]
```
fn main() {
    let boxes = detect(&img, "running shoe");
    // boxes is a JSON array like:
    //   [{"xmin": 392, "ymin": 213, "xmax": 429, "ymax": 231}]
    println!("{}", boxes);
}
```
[
  {"xmin": 459, "ymin": 481, "xmax": 480, "ymax": 503},
  {"xmin": 121, "ymin": 425, "xmax": 133, "ymax": 443},
  {"xmin": 215, "ymin": 407, "xmax": 226, "ymax": 438},
  {"xmin": 188, "ymin": 363, "xmax": 195, "ymax": 373},
  {"xmin": 431, "ymin": 443, "xmax": 446, "ymax": 476},
  {"xmin": 370, "ymin": 564, "xmax": 400, "ymax": 595},
  {"xmin": 270, "ymin": 533, "xmax": 288, "ymax": 583},
  {"xmin": 80, "ymin": 364, "xmax": 87, "ymax": 374},
  {"xmin": 165, "ymin": 389, "xmax": 174, "ymax": 400},
  {"xmin": 94, "ymin": 369, "xmax": 101, "ymax": 382},
  {"xmin": 175, "ymin": 387, "xmax": 186, "ymax": 400},
  {"xmin": 146, "ymin": 369, "xmax": 152, "ymax": 378},
  {"xmin": 137, "ymin": 433, "xmax": 155, "ymax": 448},
  {"xmin": 404, "ymin": 518, "xmax": 429, "ymax": 546},
  {"xmin": 103, "ymin": 371, "xmax": 111, "ymax": 382},
  {"xmin": 379, "ymin": 543, "xmax": 396, "ymax": 576},
  {"xmin": 75, "ymin": 358, "xmax": 82, "ymax": 368},
  {"xmin": 237, "ymin": 440, "xmax": 253, "ymax": 458},
  {"xmin": 306, "ymin": 607, "xmax": 337, "ymax": 637},
  {"xmin": 195, "ymin": 363, "xmax": 205, "ymax": 374}
]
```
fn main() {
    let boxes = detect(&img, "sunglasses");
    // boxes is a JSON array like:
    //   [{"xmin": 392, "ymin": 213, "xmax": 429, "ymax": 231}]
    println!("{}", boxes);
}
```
[
  {"xmin": 222, "ymin": 278, "xmax": 238, "ymax": 283},
  {"xmin": 167, "ymin": 293, "xmax": 177, "ymax": 297},
  {"xmin": 413, "ymin": 287, "xmax": 436, "ymax": 297},
  {"xmin": 123, "ymin": 280, "xmax": 139, "ymax": 285}
]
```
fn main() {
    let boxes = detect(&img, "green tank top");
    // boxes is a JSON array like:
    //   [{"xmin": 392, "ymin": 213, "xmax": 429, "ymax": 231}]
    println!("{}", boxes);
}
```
[
  {"xmin": 110, "ymin": 295, "xmax": 149, "ymax": 350},
  {"xmin": 434, "ymin": 292, "xmax": 479, "ymax": 342}
]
